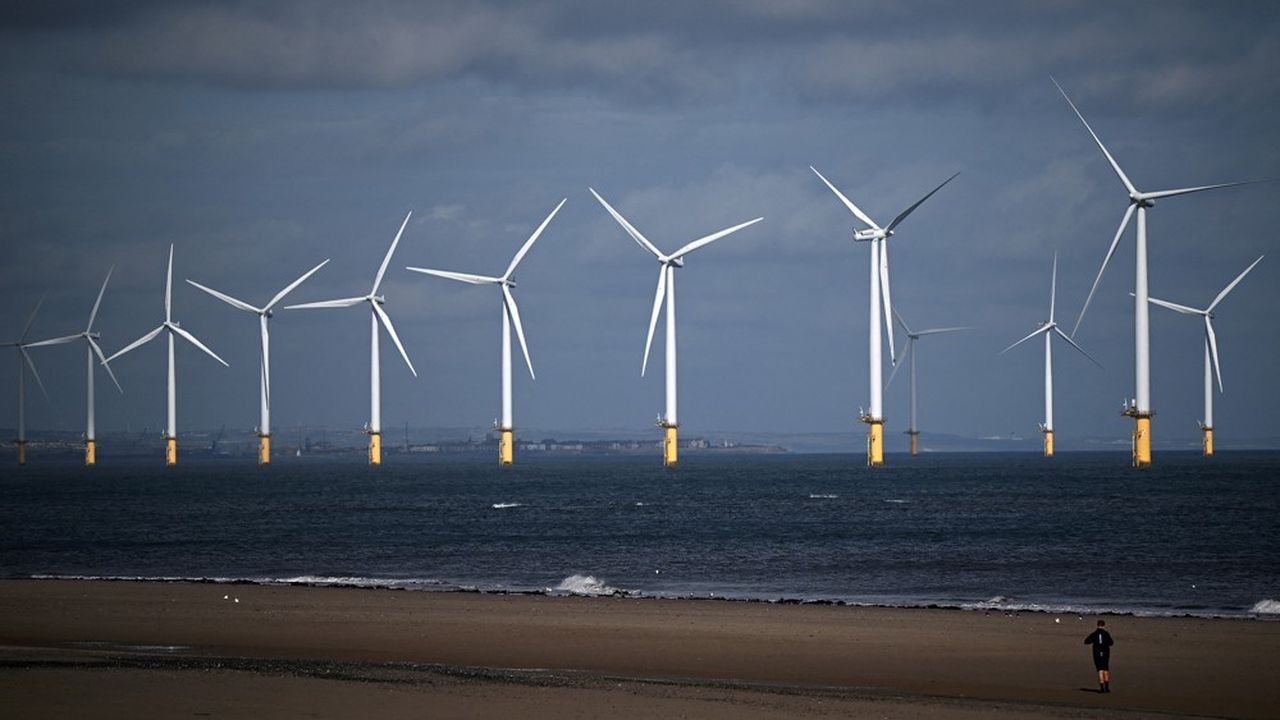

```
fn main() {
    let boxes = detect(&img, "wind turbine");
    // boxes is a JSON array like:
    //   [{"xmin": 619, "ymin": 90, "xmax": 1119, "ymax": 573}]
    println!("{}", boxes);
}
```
[
  {"xmin": 886, "ymin": 309, "xmax": 969, "ymax": 456},
  {"xmin": 286, "ymin": 212, "xmax": 417, "ymax": 466},
  {"xmin": 105, "ymin": 245, "xmax": 228, "ymax": 466},
  {"xmin": 26, "ymin": 269, "xmax": 124, "ymax": 465},
  {"xmin": 3, "ymin": 297, "xmax": 51, "ymax": 466},
  {"xmin": 1054, "ymin": 77, "xmax": 1260, "ymax": 468},
  {"xmin": 406, "ymin": 199, "xmax": 565, "ymax": 466},
  {"xmin": 186, "ymin": 259, "xmax": 330, "ymax": 465},
  {"xmin": 589, "ymin": 188, "xmax": 762, "ymax": 466},
  {"xmin": 1145, "ymin": 255, "xmax": 1263, "ymax": 457},
  {"xmin": 1000, "ymin": 254, "xmax": 1101, "ymax": 457},
  {"xmin": 810, "ymin": 166, "xmax": 959, "ymax": 466}
]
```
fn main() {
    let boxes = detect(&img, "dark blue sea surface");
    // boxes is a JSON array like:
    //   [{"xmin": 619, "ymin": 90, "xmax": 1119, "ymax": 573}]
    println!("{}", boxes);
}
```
[{"xmin": 2, "ymin": 452, "xmax": 1278, "ymax": 617}]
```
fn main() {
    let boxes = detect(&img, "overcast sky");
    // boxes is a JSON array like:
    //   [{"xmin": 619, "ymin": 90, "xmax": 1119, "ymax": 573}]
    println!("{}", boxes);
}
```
[{"xmin": 3, "ymin": 0, "xmax": 1278, "ymax": 447}]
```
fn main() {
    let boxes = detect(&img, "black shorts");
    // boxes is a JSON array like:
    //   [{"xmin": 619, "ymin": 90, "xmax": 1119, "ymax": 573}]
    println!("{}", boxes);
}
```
[{"xmin": 1093, "ymin": 653, "xmax": 1110, "ymax": 671}]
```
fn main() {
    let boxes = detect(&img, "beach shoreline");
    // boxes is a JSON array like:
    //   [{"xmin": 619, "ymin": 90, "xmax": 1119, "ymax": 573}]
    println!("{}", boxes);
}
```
[{"xmin": 1, "ymin": 579, "xmax": 1277, "ymax": 718}]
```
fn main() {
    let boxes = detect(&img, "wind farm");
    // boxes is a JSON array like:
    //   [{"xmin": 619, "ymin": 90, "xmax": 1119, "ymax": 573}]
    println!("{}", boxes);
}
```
[
  {"xmin": 1146, "ymin": 255, "xmax": 1264, "ymax": 456},
  {"xmin": 887, "ymin": 309, "xmax": 969, "ymax": 456},
  {"xmin": 407, "ymin": 198, "xmax": 566, "ymax": 465}
]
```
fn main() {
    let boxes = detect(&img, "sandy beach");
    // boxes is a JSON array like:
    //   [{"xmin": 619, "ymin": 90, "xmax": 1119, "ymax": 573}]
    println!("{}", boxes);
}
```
[{"xmin": 0, "ymin": 579, "xmax": 1276, "ymax": 719}]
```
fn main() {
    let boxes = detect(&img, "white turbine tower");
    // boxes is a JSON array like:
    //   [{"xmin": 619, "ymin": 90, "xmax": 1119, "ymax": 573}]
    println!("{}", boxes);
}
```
[
  {"xmin": 589, "ymin": 188, "xmax": 762, "ymax": 467},
  {"xmin": 286, "ymin": 212, "xmax": 417, "ymax": 466},
  {"xmin": 186, "ymin": 259, "xmax": 330, "ymax": 465},
  {"xmin": 810, "ymin": 166, "xmax": 959, "ymax": 466},
  {"xmin": 26, "ymin": 269, "xmax": 123, "ymax": 465},
  {"xmin": 406, "ymin": 199, "xmax": 565, "ymax": 466},
  {"xmin": 1054, "ymin": 77, "xmax": 1259, "ymax": 468},
  {"xmin": 3, "ymin": 297, "xmax": 52, "ymax": 466},
  {"xmin": 886, "ymin": 309, "xmax": 969, "ymax": 456},
  {"xmin": 1145, "ymin": 255, "xmax": 1263, "ymax": 457},
  {"xmin": 1000, "ymin": 254, "xmax": 1101, "ymax": 457},
  {"xmin": 105, "ymin": 245, "xmax": 229, "ymax": 466}
]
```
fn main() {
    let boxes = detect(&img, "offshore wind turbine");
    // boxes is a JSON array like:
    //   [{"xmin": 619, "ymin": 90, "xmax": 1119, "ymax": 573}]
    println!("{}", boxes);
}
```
[
  {"xmin": 1054, "ymin": 77, "xmax": 1260, "ymax": 468},
  {"xmin": 105, "ymin": 246, "xmax": 228, "ymax": 466},
  {"xmin": 3, "ymin": 297, "xmax": 51, "ymax": 466},
  {"xmin": 186, "ymin": 259, "xmax": 330, "ymax": 465},
  {"xmin": 1145, "ymin": 255, "xmax": 1263, "ymax": 456},
  {"xmin": 1000, "ymin": 254, "xmax": 1101, "ymax": 457},
  {"xmin": 26, "ymin": 269, "xmax": 123, "ymax": 465},
  {"xmin": 286, "ymin": 212, "xmax": 417, "ymax": 466},
  {"xmin": 590, "ymin": 188, "xmax": 762, "ymax": 467},
  {"xmin": 810, "ymin": 166, "xmax": 958, "ymax": 466},
  {"xmin": 886, "ymin": 309, "xmax": 969, "ymax": 456},
  {"xmin": 406, "ymin": 199, "xmax": 565, "ymax": 466}
]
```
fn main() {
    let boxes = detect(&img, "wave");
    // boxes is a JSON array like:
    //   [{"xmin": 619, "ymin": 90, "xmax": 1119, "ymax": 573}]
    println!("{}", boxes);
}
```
[
  {"xmin": 547, "ymin": 574, "xmax": 628, "ymax": 597},
  {"xmin": 884, "ymin": 499, "xmax": 909, "ymax": 504},
  {"xmin": 808, "ymin": 494, "xmax": 838, "ymax": 499},
  {"xmin": 491, "ymin": 502, "xmax": 523, "ymax": 509},
  {"xmin": 21, "ymin": 574, "xmax": 1273, "ymax": 620}
]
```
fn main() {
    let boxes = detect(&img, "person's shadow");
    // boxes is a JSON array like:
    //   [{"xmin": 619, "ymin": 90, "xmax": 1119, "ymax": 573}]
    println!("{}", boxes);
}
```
[{"xmin": 1077, "ymin": 687, "xmax": 1106, "ymax": 694}]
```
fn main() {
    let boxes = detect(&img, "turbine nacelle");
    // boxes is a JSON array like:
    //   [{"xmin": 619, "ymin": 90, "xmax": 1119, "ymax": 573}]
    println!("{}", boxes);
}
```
[{"xmin": 853, "ymin": 228, "xmax": 888, "ymax": 242}]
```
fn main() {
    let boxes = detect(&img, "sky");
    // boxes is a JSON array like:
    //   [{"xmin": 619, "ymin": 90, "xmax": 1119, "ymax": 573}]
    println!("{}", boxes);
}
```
[{"xmin": 2, "ymin": 0, "xmax": 1279, "ymax": 448}]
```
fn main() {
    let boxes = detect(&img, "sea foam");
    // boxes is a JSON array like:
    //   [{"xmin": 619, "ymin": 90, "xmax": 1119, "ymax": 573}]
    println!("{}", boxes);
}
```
[
  {"xmin": 549, "ymin": 574, "xmax": 625, "ymax": 597},
  {"xmin": 491, "ymin": 502, "xmax": 523, "ymax": 509},
  {"xmin": 1250, "ymin": 599, "xmax": 1280, "ymax": 615}
]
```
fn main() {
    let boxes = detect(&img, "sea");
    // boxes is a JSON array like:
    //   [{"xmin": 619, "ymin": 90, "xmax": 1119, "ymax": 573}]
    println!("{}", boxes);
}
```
[{"xmin": 2, "ymin": 452, "xmax": 1278, "ymax": 619}]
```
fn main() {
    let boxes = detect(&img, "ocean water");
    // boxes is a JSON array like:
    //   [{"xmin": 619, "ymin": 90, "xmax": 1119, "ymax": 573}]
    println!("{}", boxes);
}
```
[{"xmin": 2, "ymin": 452, "xmax": 1278, "ymax": 618}]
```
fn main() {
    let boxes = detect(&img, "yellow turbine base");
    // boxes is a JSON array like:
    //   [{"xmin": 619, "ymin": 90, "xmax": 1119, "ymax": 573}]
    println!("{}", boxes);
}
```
[
  {"xmin": 1132, "ymin": 416, "xmax": 1151, "ymax": 468},
  {"xmin": 165, "ymin": 437, "xmax": 177, "ymax": 466},
  {"xmin": 17, "ymin": 440, "xmax": 26, "ymax": 466},
  {"xmin": 258, "ymin": 435, "xmax": 270, "ymax": 465},
  {"xmin": 368, "ymin": 432, "xmax": 381, "ymax": 466},
  {"xmin": 499, "ymin": 429, "xmax": 513, "ymax": 465},
  {"xmin": 85, "ymin": 439, "xmax": 96, "ymax": 466},
  {"xmin": 663, "ymin": 426, "xmax": 678, "ymax": 467},
  {"xmin": 1202, "ymin": 427, "xmax": 1213, "ymax": 457},
  {"xmin": 907, "ymin": 431, "xmax": 918, "ymax": 457},
  {"xmin": 1043, "ymin": 430, "xmax": 1054, "ymax": 458},
  {"xmin": 866, "ymin": 421, "xmax": 883, "ymax": 467}
]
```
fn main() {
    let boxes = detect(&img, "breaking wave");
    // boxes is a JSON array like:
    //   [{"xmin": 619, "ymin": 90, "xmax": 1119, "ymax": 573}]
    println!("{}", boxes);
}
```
[{"xmin": 548, "ymin": 574, "xmax": 627, "ymax": 597}]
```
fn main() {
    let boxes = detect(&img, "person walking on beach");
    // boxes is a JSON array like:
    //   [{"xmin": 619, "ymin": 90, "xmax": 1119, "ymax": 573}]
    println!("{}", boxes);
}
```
[{"xmin": 1085, "ymin": 619, "xmax": 1114, "ymax": 692}]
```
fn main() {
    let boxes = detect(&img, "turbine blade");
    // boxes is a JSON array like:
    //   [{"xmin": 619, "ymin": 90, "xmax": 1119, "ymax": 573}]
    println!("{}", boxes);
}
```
[
  {"xmin": 504, "ymin": 198, "xmax": 566, "ymax": 280},
  {"xmin": 885, "ymin": 171, "xmax": 960, "ymax": 233},
  {"xmin": 165, "ymin": 244, "xmax": 174, "ymax": 323},
  {"xmin": 20, "ymin": 294, "xmax": 45, "ymax": 342},
  {"xmin": 1072, "ymin": 203, "xmax": 1135, "ymax": 337},
  {"xmin": 880, "ymin": 241, "xmax": 895, "ymax": 362},
  {"xmin": 25, "ymin": 333, "xmax": 81, "ymax": 348},
  {"xmin": 891, "ymin": 307, "xmax": 912, "ymax": 335},
  {"xmin": 1207, "ymin": 255, "xmax": 1264, "ymax": 312},
  {"xmin": 670, "ymin": 217, "xmax": 764, "ymax": 260},
  {"xmin": 1146, "ymin": 296, "xmax": 1203, "ymax": 316},
  {"xmin": 886, "ymin": 339, "xmax": 911, "ymax": 389},
  {"xmin": 372, "ymin": 303, "xmax": 417, "ymax": 377},
  {"xmin": 809, "ymin": 166, "xmax": 880, "ymax": 230},
  {"xmin": 89, "ymin": 337, "xmax": 124, "ymax": 394},
  {"xmin": 1143, "ymin": 180, "xmax": 1263, "ymax": 201},
  {"xmin": 20, "ymin": 347, "xmax": 50, "ymax": 402},
  {"xmin": 1051, "ymin": 76, "xmax": 1137, "ymax": 195},
  {"xmin": 502, "ymin": 285, "xmax": 535, "ymax": 380},
  {"xmin": 642, "ymin": 265, "xmax": 667, "ymax": 377},
  {"xmin": 1053, "ymin": 326, "xmax": 1103, "ymax": 368},
  {"xmin": 404, "ymin": 268, "xmax": 499, "ymax": 285},
  {"xmin": 104, "ymin": 325, "xmax": 165, "ymax": 363},
  {"xmin": 186, "ymin": 280, "xmax": 259, "ymax": 314},
  {"xmin": 589, "ymin": 188, "xmax": 664, "ymax": 259},
  {"xmin": 1049, "ymin": 253, "xmax": 1058, "ymax": 323},
  {"xmin": 372, "ymin": 211, "xmax": 413, "ymax": 295},
  {"xmin": 170, "ymin": 324, "xmax": 229, "ymax": 367},
  {"xmin": 284, "ymin": 296, "xmax": 367, "ymax": 310},
  {"xmin": 1205, "ymin": 318, "xmax": 1223, "ymax": 393},
  {"xmin": 87, "ymin": 266, "xmax": 113, "ymax": 332},
  {"xmin": 914, "ymin": 326, "xmax": 972, "ymax": 336},
  {"xmin": 265, "ymin": 258, "xmax": 331, "ymax": 311},
  {"xmin": 999, "ymin": 325, "xmax": 1050, "ymax": 355}
]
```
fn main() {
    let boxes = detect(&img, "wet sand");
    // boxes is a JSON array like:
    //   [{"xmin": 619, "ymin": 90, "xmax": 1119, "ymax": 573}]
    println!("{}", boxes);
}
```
[{"xmin": 1, "ymin": 579, "xmax": 1276, "ymax": 718}]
